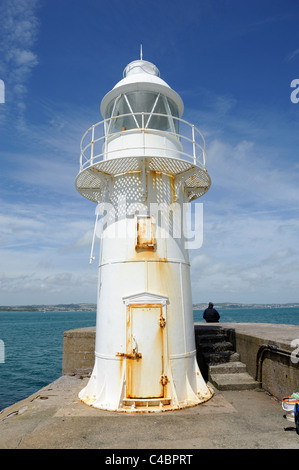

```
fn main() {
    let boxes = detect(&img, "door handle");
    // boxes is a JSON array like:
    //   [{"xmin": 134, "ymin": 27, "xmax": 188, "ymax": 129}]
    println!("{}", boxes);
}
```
[
  {"xmin": 116, "ymin": 335, "xmax": 142, "ymax": 359},
  {"xmin": 132, "ymin": 336, "xmax": 138, "ymax": 355}
]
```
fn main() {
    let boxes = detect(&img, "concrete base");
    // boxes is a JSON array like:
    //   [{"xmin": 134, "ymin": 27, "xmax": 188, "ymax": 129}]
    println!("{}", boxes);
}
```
[{"xmin": 1, "ymin": 375, "xmax": 299, "ymax": 449}]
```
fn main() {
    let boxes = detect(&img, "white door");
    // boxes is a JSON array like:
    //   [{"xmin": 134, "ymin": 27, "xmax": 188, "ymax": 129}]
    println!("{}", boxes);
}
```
[{"xmin": 126, "ymin": 304, "xmax": 164, "ymax": 398}]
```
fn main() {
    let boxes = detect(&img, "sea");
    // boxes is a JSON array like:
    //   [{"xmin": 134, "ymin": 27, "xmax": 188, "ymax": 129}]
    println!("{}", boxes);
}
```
[{"xmin": 1, "ymin": 307, "xmax": 299, "ymax": 412}]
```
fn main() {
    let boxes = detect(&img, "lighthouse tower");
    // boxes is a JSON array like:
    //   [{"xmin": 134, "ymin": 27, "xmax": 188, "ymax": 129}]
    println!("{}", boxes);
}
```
[{"xmin": 75, "ymin": 55, "xmax": 213, "ymax": 412}]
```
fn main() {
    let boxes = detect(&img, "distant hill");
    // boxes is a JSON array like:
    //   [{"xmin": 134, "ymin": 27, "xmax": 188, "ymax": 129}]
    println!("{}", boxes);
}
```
[
  {"xmin": 1, "ymin": 302, "xmax": 299, "ymax": 312},
  {"xmin": 193, "ymin": 302, "xmax": 299, "ymax": 310},
  {"xmin": 0, "ymin": 303, "xmax": 97, "ymax": 312}
]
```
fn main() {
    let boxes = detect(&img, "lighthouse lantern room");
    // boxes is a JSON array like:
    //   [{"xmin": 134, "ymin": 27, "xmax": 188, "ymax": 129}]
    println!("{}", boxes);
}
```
[{"xmin": 75, "ymin": 55, "xmax": 214, "ymax": 412}]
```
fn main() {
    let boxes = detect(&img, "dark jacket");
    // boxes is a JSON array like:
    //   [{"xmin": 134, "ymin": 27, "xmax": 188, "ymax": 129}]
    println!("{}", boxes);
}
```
[{"xmin": 203, "ymin": 304, "xmax": 220, "ymax": 323}]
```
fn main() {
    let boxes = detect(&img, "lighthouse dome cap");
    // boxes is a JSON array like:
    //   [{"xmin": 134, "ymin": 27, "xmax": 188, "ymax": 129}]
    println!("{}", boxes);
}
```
[
  {"xmin": 112, "ymin": 59, "xmax": 170, "ymax": 90},
  {"xmin": 124, "ymin": 60, "xmax": 160, "ymax": 78},
  {"xmin": 100, "ymin": 58, "xmax": 184, "ymax": 118}
]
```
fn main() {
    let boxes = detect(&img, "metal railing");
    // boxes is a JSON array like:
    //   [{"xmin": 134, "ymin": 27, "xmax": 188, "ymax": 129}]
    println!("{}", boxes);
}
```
[{"xmin": 79, "ymin": 112, "xmax": 207, "ymax": 172}]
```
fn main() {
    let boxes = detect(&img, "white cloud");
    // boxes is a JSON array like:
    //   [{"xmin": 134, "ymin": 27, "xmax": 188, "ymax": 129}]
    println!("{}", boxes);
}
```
[
  {"xmin": 0, "ymin": 270, "xmax": 98, "ymax": 305},
  {"xmin": 0, "ymin": 0, "xmax": 40, "ymax": 125},
  {"xmin": 190, "ymin": 204, "xmax": 299, "ymax": 304},
  {"xmin": 0, "ymin": 197, "xmax": 98, "ymax": 305},
  {"xmin": 0, "ymin": 92, "xmax": 102, "ymax": 305},
  {"xmin": 286, "ymin": 48, "xmax": 299, "ymax": 62},
  {"xmin": 12, "ymin": 49, "xmax": 38, "ymax": 67},
  {"xmin": 205, "ymin": 135, "xmax": 299, "ymax": 212},
  {"xmin": 186, "ymin": 100, "xmax": 299, "ymax": 304}
]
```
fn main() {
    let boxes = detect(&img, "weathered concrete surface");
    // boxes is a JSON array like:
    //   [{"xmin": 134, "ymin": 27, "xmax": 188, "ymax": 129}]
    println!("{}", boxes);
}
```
[
  {"xmin": 0, "ymin": 375, "xmax": 299, "ymax": 449},
  {"xmin": 1, "ymin": 322, "xmax": 298, "ymax": 450},
  {"xmin": 201, "ymin": 322, "xmax": 299, "ymax": 399},
  {"xmin": 62, "ymin": 327, "xmax": 95, "ymax": 376},
  {"xmin": 63, "ymin": 322, "xmax": 299, "ymax": 400}
]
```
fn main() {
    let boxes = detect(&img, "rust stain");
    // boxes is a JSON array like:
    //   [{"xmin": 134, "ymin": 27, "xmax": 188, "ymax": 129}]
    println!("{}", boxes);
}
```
[
  {"xmin": 146, "ymin": 258, "xmax": 174, "ymax": 295},
  {"xmin": 170, "ymin": 174, "xmax": 176, "ymax": 203},
  {"xmin": 129, "ymin": 303, "xmax": 162, "ymax": 309},
  {"xmin": 126, "ymin": 306, "xmax": 130, "ymax": 327},
  {"xmin": 135, "ymin": 244, "xmax": 155, "ymax": 252},
  {"xmin": 135, "ymin": 216, "xmax": 156, "ymax": 250},
  {"xmin": 160, "ymin": 375, "xmax": 169, "ymax": 386},
  {"xmin": 133, "ymin": 249, "xmax": 159, "ymax": 260},
  {"xmin": 159, "ymin": 312, "xmax": 166, "ymax": 328},
  {"xmin": 116, "ymin": 352, "xmax": 142, "ymax": 359}
]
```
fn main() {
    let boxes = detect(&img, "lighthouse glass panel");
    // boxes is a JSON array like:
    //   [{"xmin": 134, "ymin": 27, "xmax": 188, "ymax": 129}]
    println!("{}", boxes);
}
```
[{"xmin": 105, "ymin": 92, "xmax": 179, "ymax": 134}]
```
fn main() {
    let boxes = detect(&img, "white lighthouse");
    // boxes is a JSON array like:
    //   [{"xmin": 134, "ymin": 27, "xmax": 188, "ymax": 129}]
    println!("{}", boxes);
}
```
[{"xmin": 75, "ymin": 55, "xmax": 213, "ymax": 412}]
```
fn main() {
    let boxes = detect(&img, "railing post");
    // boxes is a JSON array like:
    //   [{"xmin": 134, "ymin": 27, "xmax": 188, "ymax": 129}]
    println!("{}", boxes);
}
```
[
  {"xmin": 142, "ymin": 112, "xmax": 145, "ymax": 156},
  {"xmin": 203, "ymin": 149, "xmax": 206, "ymax": 168},
  {"xmin": 192, "ymin": 125, "xmax": 196, "ymax": 165},
  {"xmin": 91, "ymin": 125, "xmax": 95, "ymax": 165},
  {"xmin": 104, "ymin": 119, "xmax": 108, "ymax": 161}
]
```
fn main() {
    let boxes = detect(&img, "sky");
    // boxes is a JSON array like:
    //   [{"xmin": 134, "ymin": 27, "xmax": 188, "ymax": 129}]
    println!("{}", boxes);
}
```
[{"xmin": 0, "ymin": 0, "xmax": 299, "ymax": 306}]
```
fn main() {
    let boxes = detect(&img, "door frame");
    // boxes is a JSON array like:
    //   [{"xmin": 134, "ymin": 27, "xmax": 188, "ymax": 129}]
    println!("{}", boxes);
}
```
[{"xmin": 122, "ymin": 292, "xmax": 169, "ymax": 399}]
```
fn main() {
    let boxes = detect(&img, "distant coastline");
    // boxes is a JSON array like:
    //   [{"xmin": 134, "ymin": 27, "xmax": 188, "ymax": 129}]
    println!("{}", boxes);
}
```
[
  {"xmin": 194, "ymin": 302, "xmax": 299, "ymax": 310},
  {"xmin": 0, "ymin": 303, "xmax": 97, "ymax": 312},
  {"xmin": 1, "ymin": 302, "xmax": 299, "ymax": 312}
]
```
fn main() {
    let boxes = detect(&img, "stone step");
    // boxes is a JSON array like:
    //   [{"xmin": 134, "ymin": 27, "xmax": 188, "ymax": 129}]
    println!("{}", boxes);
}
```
[
  {"xmin": 197, "ymin": 341, "xmax": 234, "ymax": 353},
  {"xmin": 208, "ymin": 361, "xmax": 247, "ymax": 375},
  {"xmin": 209, "ymin": 372, "xmax": 260, "ymax": 391},
  {"xmin": 121, "ymin": 398, "xmax": 172, "ymax": 409},
  {"xmin": 195, "ymin": 327, "xmax": 228, "ymax": 337},
  {"xmin": 196, "ymin": 334, "xmax": 229, "ymax": 344},
  {"xmin": 202, "ymin": 351, "xmax": 240, "ymax": 365}
]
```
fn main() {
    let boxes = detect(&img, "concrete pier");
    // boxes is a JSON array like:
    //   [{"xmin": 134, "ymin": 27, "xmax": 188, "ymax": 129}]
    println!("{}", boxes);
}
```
[
  {"xmin": 62, "ymin": 322, "xmax": 299, "ymax": 400},
  {"xmin": 0, "ymin": 322, "xmax": 299, "ymax": 449}
]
